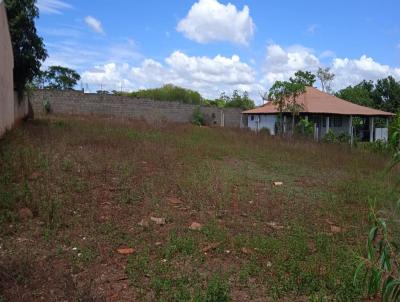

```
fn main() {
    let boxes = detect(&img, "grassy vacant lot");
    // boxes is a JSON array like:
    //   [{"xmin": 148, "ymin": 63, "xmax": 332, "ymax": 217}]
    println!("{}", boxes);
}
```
[{"xmin": 0, "ymin": 115, "xmax": 398, "ymax": 301}]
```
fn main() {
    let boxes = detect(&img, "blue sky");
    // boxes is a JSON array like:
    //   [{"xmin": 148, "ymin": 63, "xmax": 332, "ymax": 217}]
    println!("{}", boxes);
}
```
[{"xmin": 35, "ymin": 0, "xmax": 400, "ymax": 102}]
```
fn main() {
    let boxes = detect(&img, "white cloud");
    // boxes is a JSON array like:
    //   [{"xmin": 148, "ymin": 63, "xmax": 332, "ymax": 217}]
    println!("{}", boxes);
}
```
[
  {"xmin": 84, "ymin": 16, "xmax": 104, "ymax": 34},
  {"xmin": 319, "ymin": 50, "xmax": 336, "ymax": 59},
  {"xmin": 177, "ymin": 0, "xmax": 255, "ymax": 45},
  {"xmin": 44, "ymin": 38, "xmax": 142, "ymax": 70},
  {"xmin": 331, "ymin": 55, "xmax": 400, "ymax": 89},
  {"xmin": 36, "ymin": 0, "xmax": 72, "ymax": 14},
  {"xmin": 307, "ymin": 24, "xmax": 318, "ymax": 34},
  {"xmin": 81, "ymin": 51, "xmax": 261, "ymax": 99},
  {"xmin": 260, "ymin": 44, "xmax": 400, "ymax": 92},
  {"xmin": 262, "ymin": 44, "xmax": 320, "ymax": 85},
  {"xmin": 81, "ymin": 63, "xmax": 134, "ymax": 92}
]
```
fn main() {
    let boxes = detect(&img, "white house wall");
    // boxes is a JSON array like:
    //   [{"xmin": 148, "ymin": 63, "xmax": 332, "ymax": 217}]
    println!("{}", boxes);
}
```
[{"xmin": 247, "ymin": 115, "xmax": 277, "ymax": 135}]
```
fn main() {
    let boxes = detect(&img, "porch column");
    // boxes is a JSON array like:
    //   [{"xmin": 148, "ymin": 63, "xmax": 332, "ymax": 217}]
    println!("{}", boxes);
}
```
[
  {"xmin": 326, "ymin": 116, "xmax": 330, "ymax": 132},
  {"xmin": 369, "ymin": 117, "xmax": 374, "ymax": 142},
  {"xmin": 349, "ymin": 116, "xmax": 353, "ymax": 145},
  {"xmin": 283, "ymin": 115, "xmax": 287, "ymax": 134},
  {"xmin": 314, "ymin": 123, "xmax": 318, "ymax": 141}
]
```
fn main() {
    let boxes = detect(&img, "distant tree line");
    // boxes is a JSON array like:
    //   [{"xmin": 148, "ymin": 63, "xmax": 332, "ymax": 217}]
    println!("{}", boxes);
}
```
[
  {"xmin": 335, "ymin": 76, "xmax": 400, "ymax": 113},
  {"xmin": 115, "ymin": 84, "xmax": 256, "ymax": 110}
]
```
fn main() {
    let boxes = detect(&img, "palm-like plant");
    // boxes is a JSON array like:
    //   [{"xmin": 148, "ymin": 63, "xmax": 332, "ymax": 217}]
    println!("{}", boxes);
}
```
[{"xmin": 355, "ymin": 114, "xmax": 400, "ymax": 301}]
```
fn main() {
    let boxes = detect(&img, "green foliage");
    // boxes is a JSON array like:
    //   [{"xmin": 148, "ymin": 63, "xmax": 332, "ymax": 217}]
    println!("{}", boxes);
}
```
[
  {"xmin": 126, "ymin": 84, "xmax": 204, "ymax": 105},
  {"xmin": 35, "ymin": 66, "xmax": 81, "ymax": 90},
  {"xmin": 354, "ymin": 207, "xmax": 400, "ymax": 301},
  {"xmin": 204, "ymin": 275, "xmax": 230, "ymax": 302},
  {"xmin": 295, "ymin": 118, "xmax": 314, "ymax": 137},
  {"xmin": 336, "ymin": 76, "xmax": 400, "ymax": 113},
  {"xmin": 5, "ymin": 0, "xmax": 47, "ymax": 93},
  {"xmin": 259, "ymin": 127, "xmax": 271, "ymax": 135},
  {"xmin": 211, "ymin": 91, "xmax": 255, "ymax": 110},
  {"xmin": 322, "ymin": 130, "xmax": 350, "ymax": 144},
  {"xmin": 192, "ymin": 107, "xmax": 205, "ymax": 126},
  {"xmin": 42, "ymin": 99, "xmax": 51, "ymax": 113},
  {"xmin": 389, "ymin": 113, "xmax": 400, "ymax": 150},
  {"xmin": 223, "ymin": 90, "xmax": 255, "ymax": 110},
  {"xmin": 163, "ymin": 233, "xmax": 197, "ymax": 259},
  {"xmin": 268, "ymin": 81, "xmax": 306, "ymax": 135},
  {"xmin": 336, "ymin": 80, "xmax": 375, "ymax": 108},
  {"xmin": 290, "ymin": 70, "xmax": 317, "ymax": 86}
]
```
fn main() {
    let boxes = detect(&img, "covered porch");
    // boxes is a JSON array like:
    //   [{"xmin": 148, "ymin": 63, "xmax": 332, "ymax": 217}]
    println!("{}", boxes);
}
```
[{"xmin": 297, "ymin": 114, "xmax": 390, "ymax": 143}]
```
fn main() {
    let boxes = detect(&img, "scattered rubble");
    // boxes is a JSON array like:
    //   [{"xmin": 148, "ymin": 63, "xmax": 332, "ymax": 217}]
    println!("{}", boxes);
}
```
[
  {"xmin": 117, "ymin": 248, "xmax": 135, "ymax": 255},
  {"xmin": 150, "ymin": 217, "xmax": 166, "ymax": 225},
  {"xmin": 167, "ymin": 197, "xmax": 182, "ymax": 205},
  {"xmin": 189, "ymin": 222, "xmax": 202, "ymax": 231},
  {"xmin": 266, "ymin": 222, "xmax": 284, "ymax": 230}
]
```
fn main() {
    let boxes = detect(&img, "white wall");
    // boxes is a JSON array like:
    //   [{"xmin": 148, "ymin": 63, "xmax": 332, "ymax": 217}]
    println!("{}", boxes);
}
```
[
  {"xmin": 0, "ymin": 0, "xmax": 15, "ymax": 137},
  {"xmin": 247, "ymin": 114, "xmax": 277, "ymax": 135},
  {"xmin": 375, "ymin": 128, "xmax": 388, "ymax": 142}
]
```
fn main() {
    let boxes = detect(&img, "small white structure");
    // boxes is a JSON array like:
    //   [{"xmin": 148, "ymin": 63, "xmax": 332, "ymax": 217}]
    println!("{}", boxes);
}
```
[{"xmin": 243, "ymin": 87, "xmax": 394, "ymax": 142}]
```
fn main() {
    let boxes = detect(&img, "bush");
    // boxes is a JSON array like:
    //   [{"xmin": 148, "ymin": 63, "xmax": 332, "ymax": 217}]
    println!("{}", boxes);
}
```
[
  {"xmin": 192, "ymin": 107, "xmax": 205, "ymax": 126},
  {"xmin": 322, "ymin": 130, "xmax": 350, "ymax": 144},
  {"xmin": 322, "ymin": 129, "xmax": 336, "ymax": 143},
  {"xmin": 43, "ymin": 99, "xmax": 51, "ymax": 113},
  {"xmin": 259, "ymin": 127, "xmax": 271, "ymax": 135},
  {"xmin": 128, "ymin": 84, "xmax": 204, "ymax": 105},
  {"xmin": 336, "ymin": 132, "xmax": 351, "ymax": 143},
  {"xmin": 295, "ymin": 118, "xmax": 314, "ymax": 137}
]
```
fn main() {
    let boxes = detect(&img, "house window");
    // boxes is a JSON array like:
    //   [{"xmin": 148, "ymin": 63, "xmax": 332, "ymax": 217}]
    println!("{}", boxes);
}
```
[{"xmin": 250, "ymin": 115, "xmax": 254, "ymax": 121}]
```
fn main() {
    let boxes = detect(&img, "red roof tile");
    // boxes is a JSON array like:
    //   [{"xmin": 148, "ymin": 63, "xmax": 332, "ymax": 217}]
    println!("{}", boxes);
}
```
[{"xmin": 243, "ymin": 87, "xmax": 394, "ymax": 116}]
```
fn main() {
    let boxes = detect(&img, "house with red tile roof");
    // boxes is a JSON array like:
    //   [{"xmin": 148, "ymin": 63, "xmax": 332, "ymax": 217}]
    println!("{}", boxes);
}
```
[{"xmin": 242, "ymin": 87, "xmax": 394, "ymax": 142}]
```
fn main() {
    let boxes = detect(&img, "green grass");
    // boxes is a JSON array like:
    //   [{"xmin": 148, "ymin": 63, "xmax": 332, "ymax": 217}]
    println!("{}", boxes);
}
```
[{"xmin": 0, "ymin": 115, "xmax": 398, "ymax": 301}]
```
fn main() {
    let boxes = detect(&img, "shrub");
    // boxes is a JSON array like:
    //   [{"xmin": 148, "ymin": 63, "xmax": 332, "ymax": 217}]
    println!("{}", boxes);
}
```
[
  {"xmin": 322, "ymin": 130, "xmax": 350, "ymax": 144},
  {"xmin": 259, "ymin": 127, "xmax": 271, "ymax": 135},
  {"xmin": 128, "ymin": 84, "xmax": 204, "ymax": 105},
  {"xmin": 295, "ymin": 118, "xmax": 314, "ymax": 137},
  {"xmin": 43, "ymin": 99, "xmax": 51, "ymax": 113},
  {"xmin": 192, "ymin": 107, "xmax": 205, "ymax": 126},
  {"xmin": 322, "ymin": 129, "xmax": 336, "ymax": 143},
  {"xmin": 354, "ymin": 206, "xmax": 400, "ymax": 301},
  {"xmin": 336, "ymin": 132, "xmax": 351, "ymax": 143}
]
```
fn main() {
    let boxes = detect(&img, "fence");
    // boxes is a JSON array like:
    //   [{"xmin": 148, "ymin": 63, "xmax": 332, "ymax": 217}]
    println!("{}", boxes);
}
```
[{"xmin": 30, "ymin": 90, "xmax": 244, "ymax": 128}]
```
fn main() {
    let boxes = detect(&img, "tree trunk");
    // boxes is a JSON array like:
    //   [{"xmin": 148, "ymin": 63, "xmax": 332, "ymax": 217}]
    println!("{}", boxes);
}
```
[{"xmin": 279, "ymin": 112, "xmax": 283, "ymax": 135}]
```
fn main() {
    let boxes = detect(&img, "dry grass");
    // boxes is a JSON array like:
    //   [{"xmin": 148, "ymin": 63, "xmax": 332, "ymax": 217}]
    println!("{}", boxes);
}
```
[{"xmin": 0, "ymin": 115, "xmax": 398, "ymax": 301}]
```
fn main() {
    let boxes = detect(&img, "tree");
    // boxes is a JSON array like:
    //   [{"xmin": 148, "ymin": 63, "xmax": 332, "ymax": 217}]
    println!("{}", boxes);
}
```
[
  {"xmin": 268, "ymin": 81, "xmax": 305, "ymax": 135},
  {"xmin": 290, "ymin": 70, "xmax": 316, "ymax": 86},
  {"xmin": 36, "ymin": 66, "xmax": 81, "ymax": 90},
  {"xmin": 317, "ymin": 67, "xmax": 335, "ymax": 93},
  {"xmin": 335, "ymin": 77, "xmax": 400, "ymax": 113},
  {"xmin": 335, "ymin": 81, "xmax": 375, "ymax": 108},
  {"xmin": 129, "ymin": 84, "xmax": 204, "ymax": 105},
  {"xmin": 374, "ymin": 76, "xmax": 400, "ymax": 113},
  {"xmin": 5, "ymin": 0, "xmax": 47, "ymax": 94},
  {"xmin": 224, "ymin": 90, "xmax": 255, "ymax": 110}
]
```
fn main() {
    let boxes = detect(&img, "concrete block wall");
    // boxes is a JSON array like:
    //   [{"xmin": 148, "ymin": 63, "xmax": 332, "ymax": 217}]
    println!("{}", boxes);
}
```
[
  {"xmin": 30, "ymin": 90, "xmax": 243, "ymax": 128},
  {"xmin": 0, "ymin": 1, "xmax": 15, "ymax": 137}
]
